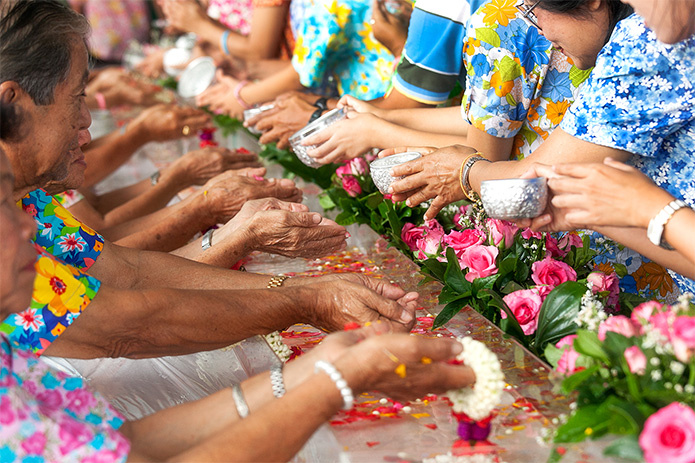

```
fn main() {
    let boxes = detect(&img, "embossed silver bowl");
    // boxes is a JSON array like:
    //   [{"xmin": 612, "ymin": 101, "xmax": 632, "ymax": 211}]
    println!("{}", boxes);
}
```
[
  {"xmin": 369, "ymin": 151, "xmax": 422, "ymax": 194},
  {"xmin": 480, "ymin": 177, "xmax": 548, "ymax": 220},
  {"xmin": 289, "ymin": 107, "xmax": 347, "ymax": 168},
  {"xmin": 243, "ymin": 104, "xmax": 276, "ymax": 135},
  {"xmin": 178, "ymin": 56, "xmax": 216, "ymax": 101}
]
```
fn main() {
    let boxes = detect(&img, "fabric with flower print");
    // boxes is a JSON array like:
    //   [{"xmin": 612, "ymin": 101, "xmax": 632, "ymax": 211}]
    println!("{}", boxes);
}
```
[
  {"xmin": 0, "ymin": 245, "xmax": 101, "ymax": 355},
  {"xmin": 461, "ymin": 2, "xmax": 591, "ymax": 160},
  {"xmin": 561, "ymin": 14, "xmax": 695, "ymax": 296},
  {"xmin": 21, "ymin": 189, "xmax": 104, "ymax": 270},
  {"xmin": 54, "ymin": 189, "xmax": 86, "ymax": 209},
  {"xmin": 290, "ymin": 0, "xmax": 395, "ymax": 100},
  {"xmin": 0, "ymin": 334, "xmax": 129, "ymax": 462}
]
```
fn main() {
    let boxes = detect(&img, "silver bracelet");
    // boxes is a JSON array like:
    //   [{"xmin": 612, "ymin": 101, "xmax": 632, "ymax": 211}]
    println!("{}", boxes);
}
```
[
  {"xmin": 270, "ymin": 364, "xmax": 286, "ymax": 398},
  {"xmin": 314, "ymin": 360, "xmax": 354, "ymax": 410},
  {"xmin": 201, "ymin": 228, "xmax": 214, "ymax": 250},
  {"xmin": 150, "ymin": 170, "xmax": 160, "ymax": 186},
  {"xmin": 231, "ymin": 383, "xmax": 249, "ymax": 418},
  {"xmin": 460, "ymin": 155, "xmax": 488, "ymax": 202}
]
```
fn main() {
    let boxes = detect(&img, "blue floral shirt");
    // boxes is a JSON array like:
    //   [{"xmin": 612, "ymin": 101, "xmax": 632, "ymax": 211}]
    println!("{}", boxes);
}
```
[{"xmin": 561, "ymin": 14, "xmax": 695, "ymax": 295}]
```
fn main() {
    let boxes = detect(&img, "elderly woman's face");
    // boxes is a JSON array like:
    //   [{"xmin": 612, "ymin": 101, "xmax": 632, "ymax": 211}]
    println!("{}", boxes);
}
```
[
  {"xmin": 622, "ymin": 0, "xmax": 695, "ymax": 44},
  {"xmin": 530, "ymin": 0, "xmax": 611, "ymax": 70},
  {"xmin": 0, "ymin": 152, "xmax": 38, "ymax": 317}
]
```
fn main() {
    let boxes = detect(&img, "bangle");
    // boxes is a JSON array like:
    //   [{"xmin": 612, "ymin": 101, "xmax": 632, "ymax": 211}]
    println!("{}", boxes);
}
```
[
  {"xmin": 150, "ymin": 170, "xmax": 160, "ymax": 186},
  {"xmin": 459, "ymin": 153, "xmax": 488, "ymax": 201},
  {"xmin": 234, "ymin": 80, "xmax": 252, "ymax": 110},
  {"xmin": 220, "ymin": 29, "xmax": 231, "ymax": 56},
  {"xmin": 270, "ymin": 365, "xmax": 286, "ymax": 398},
  {"xmin": 315, "ymin": 360, "xmax": 354, "ymax": 410},
  {"xmin": 201, "ymin": 228, "xmax": 214, "ymax": 250},
  {"xmin": 647, "ymin": 199, "xmax": 688, "ymax": 249},
  {"xmin": 231, "ymin": 384, "xmax": 250, "ymax": 418},
  {"xmin": 94, "ymin": 92, "xmax": 107, "ymax": 110},
  {"xmin": 266, "ymin": 275, "xmax": 289, "ymax": 288}
]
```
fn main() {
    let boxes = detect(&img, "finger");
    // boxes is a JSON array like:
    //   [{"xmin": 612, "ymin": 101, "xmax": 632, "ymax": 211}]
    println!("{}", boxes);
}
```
[
  {"xmin": 551, "ymin": 163, "xmax": 596, "ymax": 179},
  {"xmin": 546, "ymin": 176, "xmax": 590, "ymax": 195},
  {"xmin": 303, "ymin": 125, "xmax": 335, "ymax": 147},
  {"xmin": 520, "ymin": 163, "xmax": 552, "ymax": 179},
  {"xmin": 320, "ymin": 147, "xmax": 351, "ymax": 165},
  {"xmin": 551, "ymin": 192, "xmax": 590, "ymax": 210},
  {"xmin": 258, "ymin": 127, "xmax": 285, "ymax": 145},
  {"xmin": 424, "ymin": 198, "xmax": 447, "ymax": 221},
  {"xmin": 306, "ymin": 141, "xmax": 334, "ymax": 160},
  {"xmin": 379, "ymin": 146, "xmax": 434, "ymax": 158},
  {"xmin": 528, "ymin": 214, "xmax": 553, "ymax": 232},
  {"xmin": 603, "ymin": 157, "xmax": 636, "ymax": 173},
  {"xmin": 373, "ymin": 297, "xmax": 415, "ymax": 327},
  {"xmin": 390, "ymin": 158, "xmax": 423, "ymax": 178}
]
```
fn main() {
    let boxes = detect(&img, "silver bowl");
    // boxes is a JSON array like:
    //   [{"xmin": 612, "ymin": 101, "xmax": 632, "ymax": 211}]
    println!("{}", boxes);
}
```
[
  {"xmin": 243, "ymin": 104, "xmax": 276, "ymax": 135},
  {"xmin": 178, "ymin": 56, "xmax": 216, "ymax": 101},
  {"xmin": 289, "ymin": 107, "xmax": 347, "ymax": 168},
  {"xmin": 480, "ymin": 177, "xmax": 548, "ymax": 220},
  {"xmin": 369, "ymin": 151, "xmax": 422, "ymax": 194}
]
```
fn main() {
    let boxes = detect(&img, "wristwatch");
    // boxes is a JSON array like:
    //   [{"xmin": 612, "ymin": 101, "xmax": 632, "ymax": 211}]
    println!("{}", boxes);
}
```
[
  {"xmin": 201, "ymin": 228, "xmax": 214, "ymax": 250},
  {"xmin": 308, "ymin": 97, "xmax": 328, "ymax": 123},
  {"xmin": 647, "ymin": 199, "xmax": 687, "ymax": 249}
]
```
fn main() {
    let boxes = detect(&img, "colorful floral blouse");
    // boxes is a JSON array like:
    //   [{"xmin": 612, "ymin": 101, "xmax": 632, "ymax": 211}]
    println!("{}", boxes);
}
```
[
  {"xmin": 461, "ymin": 1, "xmax": 591, "ymax": 160},
  {"xmin": 54, "ymin": 190, "xmax": 86, "ymax": 209},
  {"xmin": 21, "ymin": 189, "xmax": 104, "ymax": 270},
  {"xmin": 0, "ymin": 334, "xmax": 129, "ymax": 462},
  {"xmin": 1, "ymin": 245, "xmax": 101, "ymax": 355},
  {"xmin": 561, "ymin": 14, "xmax": 695, "ymax": 296},
  {"xmin": 290, "ymin": 0, "xmax": 396, "ymax": 100}
]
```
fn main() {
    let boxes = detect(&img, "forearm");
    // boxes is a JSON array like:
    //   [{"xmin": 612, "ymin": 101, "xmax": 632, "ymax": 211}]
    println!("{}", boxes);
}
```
[
  {"xmin": 594, "ymin": 225, "xmax": 695, "ymax": 280},
  {"xmin": 82, "ymin": 124, "xmax": 150, "ymax": 188},
  {"xmin": 240, "ymin": 65, "xmax": 302, "ymax": 107},
  {"xmin": 374, "ymin": 123, "xmax": 467, "ymax": 149},
  {"xmin": 663, "ymin": 208, "xmax": 695, "ymax": 266},
  {"xmin": 170, "ymin": 225, "xmax": 254, "ymax": 267},
  {"xmin": 382, "ymin": 106, "xmax": 467, "ymax": 136}
]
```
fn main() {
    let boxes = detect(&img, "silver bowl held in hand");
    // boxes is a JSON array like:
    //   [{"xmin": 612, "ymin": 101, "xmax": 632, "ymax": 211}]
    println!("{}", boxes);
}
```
[
  {"xmin": 243, "ymin": 104, "xmax": 276, "ymax": 135},
  {"xmin": 480, "ymin": 177, "xmax": 548, "ymax": 220},
  {"xmin": 289, "ymin": 107, "xmax": 348, "ymax": 168},
  {"xmin": 369, "ymin": 151, "xmax": 422, "ymax": 194},
  {"xmin": 178, "ymin": 56, "xmax": 217, "ymax": 103}
]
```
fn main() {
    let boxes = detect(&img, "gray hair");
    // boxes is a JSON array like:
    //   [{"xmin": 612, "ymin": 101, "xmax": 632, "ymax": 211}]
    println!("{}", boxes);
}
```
[{"xmin": 0, "ymin": 0, "xmax": 90, "ymax": 105}]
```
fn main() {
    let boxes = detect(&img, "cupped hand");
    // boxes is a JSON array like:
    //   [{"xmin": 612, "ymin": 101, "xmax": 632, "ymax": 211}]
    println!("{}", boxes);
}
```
[
  {"xmin": 246, "ymin": 209, "xmax": 348, "ymax": 258},
  {"xmin": 131, "ymin": 104, "xmax": 211, "ymax": 143},
  {"xmin": 88, "ymin": 67, "xmax": 162, "ymax": 107},
  {"xmin": 160, "ymin": 0, "xmax": 207, "ymax": 32},
  {"xmin": 304, "ymin": 112, "xmax": 380, "ymax": 164},
  {"xmin": 168, "ymin": 146, "xmax": 261, "ymax": 186},
  {"xmin": 252, "ymin": 94, "xmax": 316, "ymax": 148},
  {"xmin": 334, "ymin": 334, "xmax": 475, "ymax": 402},
  {"xmin": 196, "ymin": 71, "xmax": 245, "ymax": 118},
  {"xmin": 384, "ymin": 145, "xmax": 476, "ymax": 220}
]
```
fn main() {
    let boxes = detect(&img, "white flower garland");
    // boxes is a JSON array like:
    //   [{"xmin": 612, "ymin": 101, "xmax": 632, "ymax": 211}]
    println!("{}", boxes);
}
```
[
  {"xmin": 445, "ymin": 337, "xmax": 505, "ymax": 421},
  {"xmin": 264, "ymin": 331, "xmax": 292, "ymax": 363}
]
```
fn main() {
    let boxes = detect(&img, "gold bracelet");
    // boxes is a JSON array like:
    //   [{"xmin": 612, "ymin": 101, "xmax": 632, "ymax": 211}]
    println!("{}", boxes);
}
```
[
  {"xmin": 460, "ymin": 152, "xmax": 488, "ymax": 202},
  {"xmin": 266, "ymin": 275, "xmax": 289, "ymax": 288}
]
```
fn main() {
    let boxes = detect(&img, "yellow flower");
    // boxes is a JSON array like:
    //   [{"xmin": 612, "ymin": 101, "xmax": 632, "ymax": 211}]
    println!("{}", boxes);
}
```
[
  {"xmin": 545, "ymin": 100, "xmax": 571, "ymax": 125},
  {"xmin": 327, "ymin": 0, "xmax": 351, "ymax": 28},
  {"xmin": 33, "ymin": 256, "xmax": 86, "ymax": 317},
  {"xmin": 481, "ymin": 0, "xmax": 518, "ymax": 27},
  {"xmin": 490, "ymin": 71, "xmax": 515, "ymax": 97},
  {"xmin": 293, "ymin": 36, "xmax": 309, "ymax": 63}
]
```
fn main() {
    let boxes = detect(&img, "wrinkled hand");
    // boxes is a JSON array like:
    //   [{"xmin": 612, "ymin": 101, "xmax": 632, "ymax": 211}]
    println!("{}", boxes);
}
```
[
  {"xmin": 383, "ymin": 145, "xmax": 477, "ymax": 220},
  {"xmin": 334, "ymin": 333, "xmax": 475, "ymax": 402},
  {"xmin": 196, "ymin": 71, "xmax": 244, "ymax": 118},
  {"xmin": 250, "ymin": 94, "xmax": 315, "ymax": 148},
  {"xmin": 304, "ymin": 112, "xmax": 381, "ymax": 164},
  {"xmin": 160, "ymin": 0, "xmax": 207, "ymax": 33},
  {"xmin": 201, "ymin": 174, "xmax": 302, "ymax": 222},
  {"xmin": 169, "ymin": 146, "xmax": 261, "ymax": 186},
  {"xmin": 297, "ymin": 273, "xmax": 419, "ymax": 332},
  {"xmin": 88, "ymin": 67, "xmax": 162, "ymax": 107},
  {"xmin": 131, "ymin": 104, "xmax": 211, "ymax": 143}
]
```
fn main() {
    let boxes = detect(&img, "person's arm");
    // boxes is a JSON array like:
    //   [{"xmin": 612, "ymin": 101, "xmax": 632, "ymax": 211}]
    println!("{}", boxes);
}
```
[{"xmin": 369, "ymin": 86, "xmax": 431, "ymax": 110}]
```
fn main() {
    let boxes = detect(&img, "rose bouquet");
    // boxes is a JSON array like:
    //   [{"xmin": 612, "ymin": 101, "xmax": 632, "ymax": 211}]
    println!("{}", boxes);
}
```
[
  {"xmin": 408, "ymin": 200, "xmax": 641, "ymax": 358},
  {"xmin": 547, "ymin": 293, "xmax": 695, "ymax": 463}
]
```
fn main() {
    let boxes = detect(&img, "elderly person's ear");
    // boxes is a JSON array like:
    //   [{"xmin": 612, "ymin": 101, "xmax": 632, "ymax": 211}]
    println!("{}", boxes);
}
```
[{"xmin": 0, "ymin": 83, "xmax": 26, "ymax": 141}]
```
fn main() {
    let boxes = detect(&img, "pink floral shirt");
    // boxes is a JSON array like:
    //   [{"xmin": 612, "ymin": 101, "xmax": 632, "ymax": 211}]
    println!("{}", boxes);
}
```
[{"xmin": 0, "ymin": 335, "xmax": 130, "ymax": 462}]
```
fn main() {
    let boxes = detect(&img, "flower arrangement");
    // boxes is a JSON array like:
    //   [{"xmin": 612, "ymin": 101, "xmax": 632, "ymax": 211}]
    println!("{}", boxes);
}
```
[{"xmin": 546, "ymin": 293, "xmax": 695, "ymax": 462}]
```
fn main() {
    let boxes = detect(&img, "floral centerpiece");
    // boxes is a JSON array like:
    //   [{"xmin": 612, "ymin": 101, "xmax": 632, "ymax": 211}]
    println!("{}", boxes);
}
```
[{"xmin": 547, "ymin": 293, "xmax": 695, "ymax": 462}]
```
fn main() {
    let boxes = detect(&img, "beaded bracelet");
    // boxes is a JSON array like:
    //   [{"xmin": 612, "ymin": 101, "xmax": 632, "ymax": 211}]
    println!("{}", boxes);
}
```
[
  {"xmin": 220, "ymin": 29, "xmax": 231, "ymax": 56},
  {"xmin": 234, "ymin": 80, "xmax": 252, "ymax": 110},
  {"xmin": 315, "ymin": 360, "xmax": 354, "ymax": 410},
  {"xmin": 231, "ymin": 383, "xmax": 250, "ymax": 418},
  {"xmin": 270, "ymin": 364, "xmax": 286, "ymax": 398}
]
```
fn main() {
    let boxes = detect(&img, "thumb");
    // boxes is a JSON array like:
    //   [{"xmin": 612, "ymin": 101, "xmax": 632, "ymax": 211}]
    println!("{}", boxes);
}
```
[{"xmin": 287, "ymin": 211, "xmax": 323, "ymax": 227}]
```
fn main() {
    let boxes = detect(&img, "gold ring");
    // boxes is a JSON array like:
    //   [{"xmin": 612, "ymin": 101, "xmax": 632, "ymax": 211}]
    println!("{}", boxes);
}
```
[{"xmin": 182, "ymin": 125, "xmax": 190, "ymax": 136}]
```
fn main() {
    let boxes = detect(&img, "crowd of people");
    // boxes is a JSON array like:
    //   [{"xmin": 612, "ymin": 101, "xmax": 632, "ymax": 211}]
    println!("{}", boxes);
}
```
[{"xmin": 0, "ymin": 0, "xmax": 693, "ymax": 461}]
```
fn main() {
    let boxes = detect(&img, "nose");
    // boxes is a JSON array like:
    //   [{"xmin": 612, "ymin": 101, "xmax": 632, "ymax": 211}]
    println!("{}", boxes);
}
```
[{"xmin": 17, "ymin": 206, "xmax": 37, "ymax": 241}]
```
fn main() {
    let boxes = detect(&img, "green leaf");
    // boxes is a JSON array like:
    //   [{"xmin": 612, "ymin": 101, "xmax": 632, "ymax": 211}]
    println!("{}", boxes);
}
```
[
  {"xmin": 335, "ymin": 211, "xmax": 357, "ymax": 226},
  {"xmin": 421, "ymin": 258, "xmax": 446, "ymax": 282},
  {"xmin": 443, "ymin": 248, "xmax": 472, "ymax": 295},
  {"xmin": 561, "ymin": 364, "xmax": 600, "ymax": 395},
  {"xmin": 501, "ymin": 280, "xmax": 525, "ymax": 294},
  {"xmin": 554, "ymin": 404, "xmax": 606, "ymax": 443},
  {"xmin": 482, "ymin": 289, "xmax": 527, "ymax": 341},
  {"xmin": 600, "ymin": 396, "xmax": 643, "ymax": 436},
  {"xmin": 476, "ymin": 27, "xmax": 501, "ymax": 47},
  {"xmin": 603, "ymin": 434, "xmax": 643, "ymax": 461},
  {"xmin": 574, "ymin": 330, "xmax": 610, "ymax": 363},
  {"xmin": 439, "ymin": 286, "xmax": 469, "ymax": 305},
  {"xmin": 535, "ymin": 281, "xmax": 586, "ymax": 351},
  {"xmin": 433, "ymin": 300, "xmax": 467, "ymax": 329},
  {"xmin": 619, "ymin": 291, "xmax": 650, "ymax": 311},
  {"xmin": 472, "ymin": 274, "xmax": 500, "ymax": 295},
  {"xmin": 613, "ymin": 262, "xmax": 629, "ymax": 278},
  {"xmin": 544, "ymin": 344, "xmax": 563, "ymax": 369},
  {"xmin": 318, "ymin": 193, "xmax": 336, "ymax": 210}
]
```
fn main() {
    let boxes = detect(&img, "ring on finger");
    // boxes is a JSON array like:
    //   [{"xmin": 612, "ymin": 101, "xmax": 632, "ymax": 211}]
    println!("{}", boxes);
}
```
[{"xmin": 182, "ymin": 125, "xmax": 191, "ymax": 136}]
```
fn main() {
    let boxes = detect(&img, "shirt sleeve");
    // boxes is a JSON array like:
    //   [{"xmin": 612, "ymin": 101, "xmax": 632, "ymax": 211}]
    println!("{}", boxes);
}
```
[
  {"xmin": 291, "ymin": 1, "xmax": 339, "ymax": 89},
  {"xmin": 20, "ymin": 189, "xmax": 104, "ymax": 270},
  {"xmin": 0, "ymin": 245, "xmax": 101, "ymax": 355}
]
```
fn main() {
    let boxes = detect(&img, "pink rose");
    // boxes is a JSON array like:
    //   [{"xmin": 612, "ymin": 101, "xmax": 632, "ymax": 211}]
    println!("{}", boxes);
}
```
[
  {"xmin": 651, "ymin": 311, "xmax": 675, "ymax": 339},
  {"xmin": 598, "ymin": 315, "xmax": 639, "ymax": 341},
  {"xmin": 632, "ymin": 300, "xmax": 665, "ymax": 327},
  {"xmin": 442, "ymin": 229, "xmax": 485, "ymax": 258},
  {"xmin": 535, "ymin": 284, "xmax": 553, "ymax": 302},
  {"xmin": 486, "ymin": 218, "xmax": 519, "ymax": 249},
  {"xmin": 348, "ymin": 157, "xmax": 368, "ymax": 176},
  {"xmin": 555, "ymin": 335, "xmax": 580, "ymax": 375},
  {"xmin": 21, "ymin": 431, "xmax": 47, "ymax": 455},
  {"xmin": 531, "ymin": 257, "xmax": 577, "ymax": 288},
  {"xmin": 521, "ymin": 228, "xmax": 543, "ymax": 240},
  {"xmin": 587, "ymin": 271, "xmax": 620, "ymax": 312},
  {"xmin": 545, "ymin": 234, "xmax": 566, "ymax": 258},
  {"xmin": 335, "ymin": 163, "xmax": 352, "ymax": 179},
  {"xmin": 401, "ymin": 223, "xmax": 425, "ymax": 252},
  {"xmin": 672, "ymin": 316, "xmax": 695, "ymax": 363},
  {"xmin": 502, "ymin": 288, "xmax": 542, "ymax": 335},
  {"xmin": 624, "ymin": 346, "xmax": 647, "ymax": 375},
  {"xmin": 639, "ymin": 403, "xmax": 695, "ymax": 463},
  {"xmin": 413, "ymin": 220, "xmax": 445, "ymax": 259},
  {"xmin": 340, "ymin": 175, "xmax": 362, "ymax": 197},
  {"xmin": 459, "ymin": 245, "xmax": 499, "ymax": 283},
  {"xmin": 559, "ymin": 232, "xmax": 583, "ymax": 252}
]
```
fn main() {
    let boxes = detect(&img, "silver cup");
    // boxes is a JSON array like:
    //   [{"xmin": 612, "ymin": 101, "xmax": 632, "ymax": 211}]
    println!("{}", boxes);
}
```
[
  {"xmin": 369, "ymin": 151, "xmax": 422, "ymax": 194},
  {"xmin": 289, "ymin": 107, "xmax": 347, "ymax": 168},
  {"xmin": 243, "ymin": 104, "xmax": 276, "ymax": 135},
  {"xmin": 177, "ymin": 56, "xmax": 217, "ymax": 105},
  {"xmin": 480, "ymin": 177, "xmax": 548, "ymax": 220}
]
